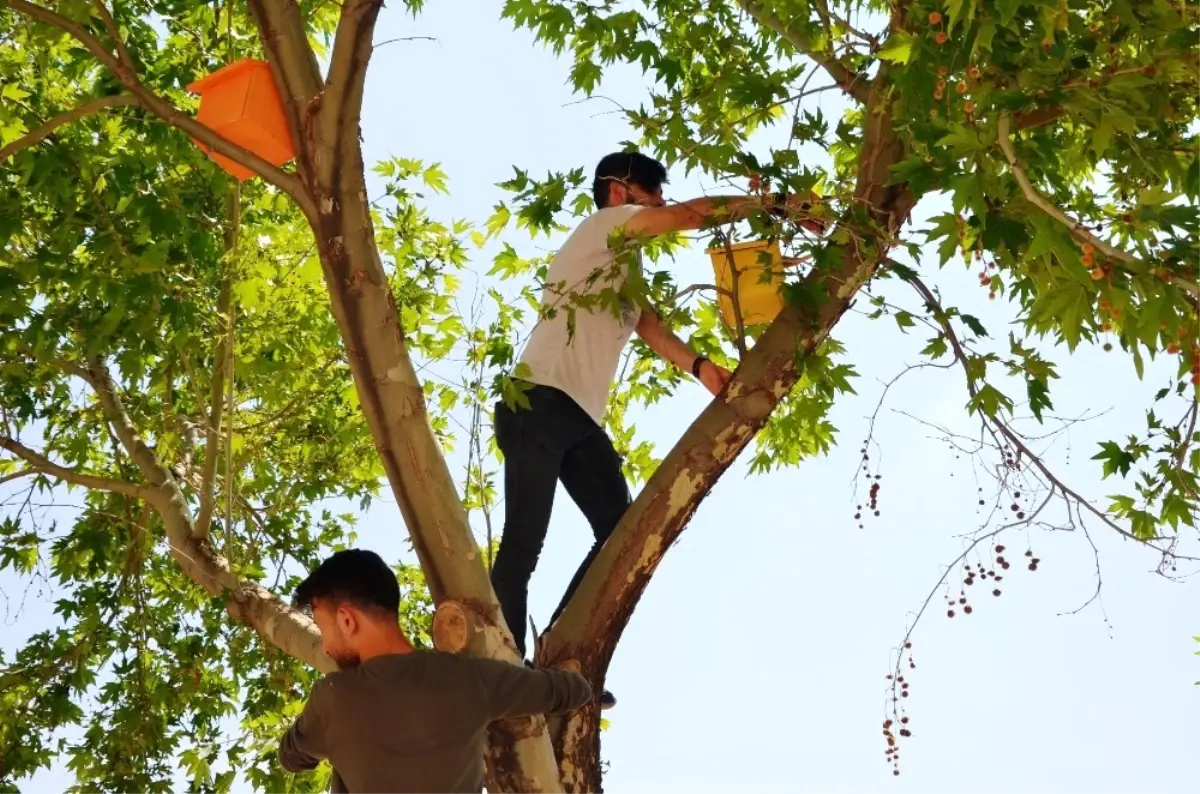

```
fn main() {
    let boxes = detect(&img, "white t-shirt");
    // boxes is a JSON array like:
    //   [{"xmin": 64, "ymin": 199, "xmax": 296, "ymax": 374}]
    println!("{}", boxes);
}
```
[{"xmin": 517, "ymin": 204, "xmax": 647, "ymax": 426}]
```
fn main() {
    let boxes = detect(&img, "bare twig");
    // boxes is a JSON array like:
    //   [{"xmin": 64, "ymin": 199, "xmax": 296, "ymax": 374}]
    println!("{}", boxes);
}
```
[
  {"xmin": 904, "ymin": 272, "xmax": 1190, "ymax": 557},
  {"xmin": 374, "ymin": 35, "xmax": 438, "ymax": 48},
  {"xmin": 1057, "ymin": 503, "xmax": 1111, "ymax": 630},
  {"xmin": 1176, "ymin": 401, "xmax": 1199, "ymax": 469}
]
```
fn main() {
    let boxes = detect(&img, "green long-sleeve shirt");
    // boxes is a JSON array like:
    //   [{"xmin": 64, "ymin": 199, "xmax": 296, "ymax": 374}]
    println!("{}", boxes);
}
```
[{"xmin": 278, "ymin": 651, "xmax": 593, "ymax": 793}]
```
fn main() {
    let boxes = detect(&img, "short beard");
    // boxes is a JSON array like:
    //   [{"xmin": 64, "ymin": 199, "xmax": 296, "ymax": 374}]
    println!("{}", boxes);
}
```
[{"xmin": 330, "ymin": 649, "xmax": 361, "ymax": 670}]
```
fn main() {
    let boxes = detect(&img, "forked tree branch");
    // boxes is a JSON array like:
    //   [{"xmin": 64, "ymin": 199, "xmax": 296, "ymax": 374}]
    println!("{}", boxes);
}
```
[
  {"xmin": 5, "ymin": 0, "xmax": 311, "ymax": 210},
  {"xmin": 738, "ymin": 0, "xmax": 871, "ymax": 104},
  {"xmin": 0, "ymin": 94, "xmax": 138, "ymax": 162},
  {"xmin": 0, "ymin": 436, "xmax": 151, "ymax": 500},
  {"xmin": 54, "ymin": 356, "xmax": 333, "ymax": 670},
  {"xmin": 996, "ymin": 114, "xmax": 1199, "ymax": 299},
  {"xmin": 535, "ymin": 77, "xmax": 914, "ymax": 789}
]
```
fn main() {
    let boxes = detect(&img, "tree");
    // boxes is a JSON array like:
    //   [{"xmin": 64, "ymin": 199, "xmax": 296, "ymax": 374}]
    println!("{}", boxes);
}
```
[{"xmin": 0, "ymin": 0, "xmax": 1196, "ymax": 792}]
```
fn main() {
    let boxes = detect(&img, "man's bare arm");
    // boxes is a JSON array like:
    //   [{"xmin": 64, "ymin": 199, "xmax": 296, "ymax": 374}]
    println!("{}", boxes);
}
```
[
  {"xmin": 636, "ymin": 310, "xmax": 732, "ymax": 396},
  {"xmin": 621, "ymin": 195, "xmax": 766, "ymax": 238},
  {"xmin": 635, "ymin": 310, "xmax": 702, "ymax": 372},
  {"xmin": 621, "ymin": 193, "xmax": 827, "ymax": 239}
]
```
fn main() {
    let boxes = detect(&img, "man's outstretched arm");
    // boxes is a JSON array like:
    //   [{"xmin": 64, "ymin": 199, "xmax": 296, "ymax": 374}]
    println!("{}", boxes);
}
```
[
  {"xmin": 620, "ymin": 193, "xmax": 825, "ymax": 239},
  {"xmin": 635, "ymin": 310, "xmax": 732, "ymax": 397},
  {"xmin": 474, "ymin": 657, "xmax": 594, "ymax": 721}
]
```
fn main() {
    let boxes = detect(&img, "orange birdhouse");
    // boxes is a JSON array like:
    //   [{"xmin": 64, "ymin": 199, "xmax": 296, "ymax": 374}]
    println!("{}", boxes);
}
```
[
  {"xmin": 706, "ymin": 238, "xmax": 787, "ymax": 328},
  {"xmin": 186, "ymin": 59, "xmax": 295, "ymax": 181}
]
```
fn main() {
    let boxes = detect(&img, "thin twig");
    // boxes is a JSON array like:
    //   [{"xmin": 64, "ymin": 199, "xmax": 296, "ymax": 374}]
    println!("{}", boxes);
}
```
[
  {"xmin": 0, "ymin": 94, "xmax": 139, "ymax": 162},
  {"xmin": 0, "ymin": 436, "xmax": 150, "ymax": 499}
]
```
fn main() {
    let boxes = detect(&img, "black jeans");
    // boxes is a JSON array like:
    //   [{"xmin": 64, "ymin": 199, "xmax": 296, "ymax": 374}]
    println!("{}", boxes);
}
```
[{"xmin": 489, "ymin": 384, "xmax": 631, "ymax": 657}]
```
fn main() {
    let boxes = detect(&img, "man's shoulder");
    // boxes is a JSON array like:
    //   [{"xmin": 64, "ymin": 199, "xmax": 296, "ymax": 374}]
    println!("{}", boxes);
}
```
[
  {"xmin": 550, "ymin": 205, "xmax": 647, "ymax": 272},
  {"xmin": 586, "ymin": 204, "xmax": 647, "ymax": 235}
]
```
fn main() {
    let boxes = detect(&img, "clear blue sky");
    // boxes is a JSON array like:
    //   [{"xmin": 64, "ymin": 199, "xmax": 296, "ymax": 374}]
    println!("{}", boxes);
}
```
[{"xmin": 6, "ymin": 2, "xmax": 1198, "ymax": 793}]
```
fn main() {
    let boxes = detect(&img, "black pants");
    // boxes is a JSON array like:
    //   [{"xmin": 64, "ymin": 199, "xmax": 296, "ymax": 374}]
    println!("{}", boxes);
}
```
[{"xmin": 489, "ymin": 384, "xmax": 631, "ymax": 657}]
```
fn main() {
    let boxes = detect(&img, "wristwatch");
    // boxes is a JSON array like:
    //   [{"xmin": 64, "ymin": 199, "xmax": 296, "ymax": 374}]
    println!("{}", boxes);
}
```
[{"xmin": 691, "ymin": 356, "xmax": 710, "ymax": 378}]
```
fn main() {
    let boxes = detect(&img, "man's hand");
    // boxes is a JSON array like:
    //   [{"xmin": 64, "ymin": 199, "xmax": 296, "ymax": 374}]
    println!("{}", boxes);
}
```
[
  {"xmin": 698, "ymin": 359, "xmax": 732, "ymax": 397},
  {"xmin": 781, "ymin": 192, "xmax": 829, "ymax": 235}
]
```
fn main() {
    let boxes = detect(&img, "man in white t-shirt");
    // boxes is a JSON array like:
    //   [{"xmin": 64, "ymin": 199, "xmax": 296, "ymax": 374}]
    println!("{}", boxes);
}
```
[{"xmin": 490, "ymin": 151, "xmax": 814, "ymax": 708}]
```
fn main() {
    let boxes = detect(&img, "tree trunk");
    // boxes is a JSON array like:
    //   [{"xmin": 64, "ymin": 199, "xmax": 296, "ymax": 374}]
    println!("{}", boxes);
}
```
[{"xmin": 245, "ymin": 1, "xmax": 565, "ymax": 788}]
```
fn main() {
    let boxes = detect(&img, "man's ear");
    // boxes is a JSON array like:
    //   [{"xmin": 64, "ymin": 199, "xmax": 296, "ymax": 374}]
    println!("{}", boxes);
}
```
[
  {"xmin": 336, "ymin": 605, "xmax": 359, "ymax": 635},
  {"xmin": 607, "ymin": 181, "xmax": 626, "ymax": 207}
]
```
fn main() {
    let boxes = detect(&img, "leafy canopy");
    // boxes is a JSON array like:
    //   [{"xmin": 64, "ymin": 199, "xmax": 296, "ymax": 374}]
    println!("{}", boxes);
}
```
[{"xmin": 1, "ymin": 0, "xmax": 1197, "ymax": 790}]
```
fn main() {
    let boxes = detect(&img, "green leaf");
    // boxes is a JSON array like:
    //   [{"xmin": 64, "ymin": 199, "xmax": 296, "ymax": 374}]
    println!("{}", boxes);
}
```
[
  {"xmin": 1092, "ymin": 441, "xmax": 1135, "ymax": 478},
  {"xmin": 877, "ymin": 31, "xmax": 915, "ymax": 64},
  {"xmin": 968, "ymin": 384, "xmax": 1014, "ymax": 418},
  {"xmin": 422, "ymin": 163, "xmax": 450, "ymax": 194},
  {"xmin": 1027, "ymin": 377, "xmax": 1053, "ymax": 422}
]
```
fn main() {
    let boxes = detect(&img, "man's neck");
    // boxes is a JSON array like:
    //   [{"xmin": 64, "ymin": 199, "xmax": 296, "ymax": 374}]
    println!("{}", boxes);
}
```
[{"xmin": 357, "ymin": 632, "xmax": 414, "ymax": 663}]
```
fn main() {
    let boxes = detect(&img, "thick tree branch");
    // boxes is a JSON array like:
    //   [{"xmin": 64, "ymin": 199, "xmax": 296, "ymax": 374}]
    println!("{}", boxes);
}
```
[
  {"xmin": 739, "ymin": 0, "xmax": 871, "ymax": 103},
  {"xmin": 0, "ymin": 94, "xmax": 138, "ymax": 162},
  {"xmin": 319, "ymin": 0, "xmax": 385, "ymax": 185},
  {"xmin": 1014, "ymin": 106, "xmax": 1065, "ymax": 130},
  {"xmin": 0, "ymin": 436, "xmax": 151, "ymax": 500},
  {"xmin": 0, "ymin": 468, "xmax": 37, "ymax": 486},
  {"xmin": 65, "ymin": 358, "xmax": 170, "ymax": 487},
  {"xmin": 996, "ymin": 114, "xmax": 1199, "ymax": 299},
  {"xmin": 5, "ymin": 0, "xmax": 310, "ymax": 209}
]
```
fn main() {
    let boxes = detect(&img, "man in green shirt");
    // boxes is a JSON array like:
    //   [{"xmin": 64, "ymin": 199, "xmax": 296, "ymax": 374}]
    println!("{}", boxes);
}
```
[{"xmin": 278, "ymin": 549, "xmax": 593, "ymax": 793}]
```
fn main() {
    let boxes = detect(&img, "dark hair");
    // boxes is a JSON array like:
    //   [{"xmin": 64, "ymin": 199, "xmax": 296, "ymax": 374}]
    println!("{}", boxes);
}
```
[
  {"xmin": 592, "ymin": 151, "xmax": 668, "ymax": 209},
  {"xmin": 293, "ymin": 549, "xmax": 400, "ymax": 617}
]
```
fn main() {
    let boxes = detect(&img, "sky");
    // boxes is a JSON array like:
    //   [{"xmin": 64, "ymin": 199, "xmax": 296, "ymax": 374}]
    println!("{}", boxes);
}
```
[{"xmin": 5, "ymin": 2, "xmax": 1199, "ymax": 793}]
